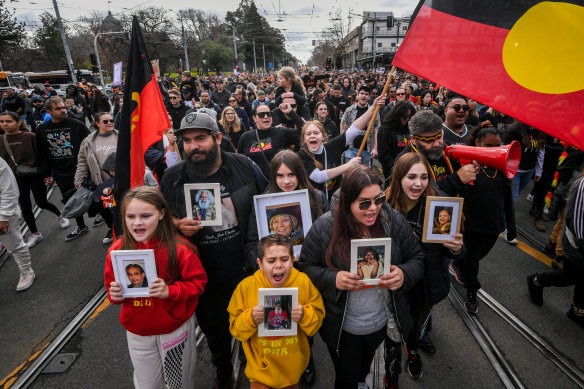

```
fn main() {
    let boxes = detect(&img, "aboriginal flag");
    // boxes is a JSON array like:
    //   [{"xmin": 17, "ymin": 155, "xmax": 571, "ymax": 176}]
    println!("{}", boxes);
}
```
[
  {"xmin": 114, "ymin": 17, "xmax": 169, "ymax": 198},
  {"xmin": 393, "ymin": 0, "xmax": 584, "ymax": 151}
]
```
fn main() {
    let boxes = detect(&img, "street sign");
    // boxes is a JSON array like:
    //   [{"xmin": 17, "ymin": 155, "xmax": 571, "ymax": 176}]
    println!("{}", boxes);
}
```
[
  {"xmin": 113, "ymin": 62, "xmax": 123, "ymax": 86},
  {"xmin": 268, "ymin": 62, "xmax": 273, "ymax": 69}
]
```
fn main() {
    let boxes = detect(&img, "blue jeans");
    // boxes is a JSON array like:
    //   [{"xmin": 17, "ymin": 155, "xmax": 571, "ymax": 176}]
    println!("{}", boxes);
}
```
[
  {"xmin": 344, "ymin": 147, "xmax": 371, "ymax": 167},
  {"xmin": 511, "ymin": 169, "xmax": 535, "ymax": 205}
]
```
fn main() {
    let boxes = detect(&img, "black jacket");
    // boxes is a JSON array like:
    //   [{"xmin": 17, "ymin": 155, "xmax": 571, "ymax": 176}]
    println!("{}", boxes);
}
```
[{"xmin": 297, "ymin": 203, "xmax": 425, "ymax": 350}]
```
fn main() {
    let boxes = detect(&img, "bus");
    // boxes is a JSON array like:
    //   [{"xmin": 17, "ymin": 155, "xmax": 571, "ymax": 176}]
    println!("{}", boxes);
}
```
[
  {"xmin": 0, "ymin": 72, "xmax": 29, "ymax": 91},
  {"xmin": 24, "ymin": 70, "xmax": 96, "ymax": 95}
]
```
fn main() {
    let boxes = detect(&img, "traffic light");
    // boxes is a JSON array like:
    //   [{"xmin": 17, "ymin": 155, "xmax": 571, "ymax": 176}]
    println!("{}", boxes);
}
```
[
  {"xmin": 326, "ymin": 57, "xmax": 331, "ymax": 71},
  {"xmin": 235, "ymin": 58, "xmax": 239, "ymax": 70},
  {"xmin": 89, "ymin": 54, "xmax": 97, "ymax": 66},
  {"xmin": 373, "ymin": 61, "xmax": 377, "ymax": 69},
  {"xmin": 387, "ymin": 15, "xmax": 394, "ymax": 28}
]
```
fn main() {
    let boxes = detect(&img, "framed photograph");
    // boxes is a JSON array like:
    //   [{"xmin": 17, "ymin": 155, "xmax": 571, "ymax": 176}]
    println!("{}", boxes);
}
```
[
  {"xmin": 184, "ymin": 183, "xmax": 223, "ymax": 226},
  {"xmin": 258, "ymin": 288, "xmax": 298, "ymax": 337},
  {"xmin": 350, "ymin": 238, "xmax": 391, "ymax": 285},
  {"xmin": 110, "ymin": 249, "xmax": 158, "ymax": 298},
  {"xmin": 422, "ymin": 196, "xmax": 464, "ymax": 243},
  {"xmin": 254, "ymin": 190, "xmax": 312, "ymax": 260}
]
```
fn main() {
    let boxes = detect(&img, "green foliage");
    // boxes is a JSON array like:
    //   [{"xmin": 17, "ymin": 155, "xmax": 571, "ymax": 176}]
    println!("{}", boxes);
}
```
[
  {"xmin": 0, "ymin": 0, "xmax": 25, "ymax": 53},
  {"xmin": 34, "ymin": 12, "xmax": 67, "ymax": 69},
  {"xmin": 200, "ymin": 35, "xmax": 240, "ymax": 72}
]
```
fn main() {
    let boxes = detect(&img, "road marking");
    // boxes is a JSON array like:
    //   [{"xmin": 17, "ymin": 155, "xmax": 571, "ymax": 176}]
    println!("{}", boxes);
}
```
[
  {"xmin": 516, "ymin": 239, "xmax": 553, "ymax": 267},
  {"xmin": 0, "ymin": 343, "xmax": 49, "ymax": 388},
  {"xmin": 81, "ymin": 298, "xmax": 110, "ymax": 329}
]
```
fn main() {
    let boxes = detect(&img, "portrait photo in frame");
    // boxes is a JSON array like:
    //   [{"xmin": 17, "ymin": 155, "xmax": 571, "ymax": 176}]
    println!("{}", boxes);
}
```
[
  {"xmin": 184, "ymin": 183, "xmax": 223, "ymax": 226},
  {"xmin": 422, "ymin": 196, "xmax": 464, "ymax": 243},
  {"xmin": 110, "ymin": 249, "xmax": 158, "ymax": 298},
  {"xmin": 350, "ymin": 238, "xmax": 392, "ymax": 285},
  {"xmin": 254, "ymin": 190, "xmax": 312, "ymax": 260},
  {"xmin": 258, "ymin": 287, "xmax": 298, "ymax": 337}
]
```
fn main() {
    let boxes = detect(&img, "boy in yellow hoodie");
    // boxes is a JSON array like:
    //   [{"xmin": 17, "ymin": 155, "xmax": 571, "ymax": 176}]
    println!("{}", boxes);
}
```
[{"xmin": 228, "ymin": 234, "xmax": 325, "ymax": 389}]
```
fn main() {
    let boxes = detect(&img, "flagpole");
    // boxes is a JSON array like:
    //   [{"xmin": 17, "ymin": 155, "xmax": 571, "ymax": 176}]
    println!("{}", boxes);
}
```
[{"xmin": 356, "ymin": 65, "xmax": 396, "ymax": 158}]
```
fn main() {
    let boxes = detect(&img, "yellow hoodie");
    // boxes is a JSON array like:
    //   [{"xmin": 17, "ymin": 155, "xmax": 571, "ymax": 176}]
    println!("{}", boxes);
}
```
[{"xmin": 228, "ymin": 267, "xmax": 325, "ymax": 388}]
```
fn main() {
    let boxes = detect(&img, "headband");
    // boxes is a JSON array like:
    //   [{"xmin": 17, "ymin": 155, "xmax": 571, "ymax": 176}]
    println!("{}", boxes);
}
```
[{"xmin": 412, "ymin": 130, "xmax": 443, "ymax": 142}]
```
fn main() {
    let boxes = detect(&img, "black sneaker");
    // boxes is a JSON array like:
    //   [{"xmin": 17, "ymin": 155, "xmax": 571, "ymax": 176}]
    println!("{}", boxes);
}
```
[
  {"xmin": 406, "ymin": 350, "xmax": 423, "ymax": 380},
  {"xmin": 450, "ymin": 262, "xmax": 466, "ymax": 286},
  {"xmin": 103, "ymin": 229, "xmax": 113, "ymax": 244},
  {"xmin": 302, "ymin": 355, "xmax": 316, "ymax": 386},
  {"xmin": 212, "ymin": 367, "xmax": 233, "ymax": 389},
  {"xmin": 93, "ymin": 214, "xmax": 105, "ymax": 227},
  {"xmin": 526, "ymin": 274, "xmax": 543, "ymax": 306},
  {"xmin": 465, "ymin": 291, "xmax": 479, "ymax": 315},
  {"xmin": 65, "ymin": 226, "xmax": 89, "ymax": 242},
  {"xmin": 567, "ymin": 305, "xmax": 584, "ymax": 328}
]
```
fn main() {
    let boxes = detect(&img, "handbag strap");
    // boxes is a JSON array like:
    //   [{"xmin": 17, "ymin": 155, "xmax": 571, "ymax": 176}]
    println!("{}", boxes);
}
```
[{"xmin": 3, "ymin": 134, "xmax": 19, "ymax": 167}]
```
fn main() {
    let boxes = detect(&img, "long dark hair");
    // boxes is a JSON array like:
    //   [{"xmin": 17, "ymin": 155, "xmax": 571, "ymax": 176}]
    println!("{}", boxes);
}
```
[
  {"xmin": 269, "ymin": 150, "xmax": 322, "ymax": 219},
  {"xmin": 386, "ymin": 153, "xmax": 435, "ymax": 214},
  {"xmin": 0, "ymin": 111, "xmax": 29, "ymax": 132},
  {"xmin": 90, "ymin": 87, "xmax": 106, "ymax": 112},
  {"xmin": 326, "ymin": 166, "xmax": 384, "ymax": 270},
  {"xmin": 507, "ymin": 121, "xmax": 546, "ymax": 150},
  {"xmin": 120, "ymin": 186, "xmax": 197, "ymax": 284},
  {"xmin": 382, "ymin": 100, "xmax": 416, "ymax": 127}
]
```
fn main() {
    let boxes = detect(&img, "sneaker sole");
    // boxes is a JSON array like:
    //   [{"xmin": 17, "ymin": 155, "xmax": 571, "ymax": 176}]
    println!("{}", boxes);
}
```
[
  {"xmin": 449, "ymin": 263, "xmax": 465, "ymax": 286},
  {"xmin": 65, "ymin": 229, "xmax": 89, "ymax": 242},
  {"xmin": 17, "ymin": 273, "xmax": 35, "ymax": 292},
  {"xmin": 27, "ymin": 237, "xmax": 43, "ymax": 248},
  {"xmin": 406, "ymin": 363, "xmax": 423, "ymax": 380}
]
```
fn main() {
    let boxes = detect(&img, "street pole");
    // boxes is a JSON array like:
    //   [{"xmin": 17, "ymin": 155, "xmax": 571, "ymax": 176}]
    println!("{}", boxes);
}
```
[
  {"xmin": 232, "ymin": 29, "xmax": 238, "ymax": 73},
  {"xmin": 372, "ymin": 12, "xmax": 376, "ymax": 70},
  {"xmin": 179, "ymin": 14, "xmax": 190, "ymax": 72},
  {"xmin": 52, "ymin": 0, "xmax": 77, "ymax": 83},
  {"xmin": 253, "ymin": 39, "xmax": 257, "ymax": 73},
  {"xmin": 94, "ymin": 31, "xmax": 128, "ymax": 88},
  {"xmin": 262, "ymin": 45, "xmax": 266, "ymax": 75}
]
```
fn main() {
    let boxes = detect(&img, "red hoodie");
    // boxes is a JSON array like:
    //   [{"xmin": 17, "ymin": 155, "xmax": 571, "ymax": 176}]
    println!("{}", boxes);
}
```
[{"xmin": 104, "ymin": 237, "xmax": 207, "ymax": 336}]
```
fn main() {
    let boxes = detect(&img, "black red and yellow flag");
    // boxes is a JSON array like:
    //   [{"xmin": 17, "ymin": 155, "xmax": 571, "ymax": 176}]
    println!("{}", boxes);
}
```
[
  {"xmin": 393, "ymin": 0, "xmax": 584, "ymax": 150},
  {"xmin": 115, "ymin": 16, "xmax": 169, "ymax": 198}
]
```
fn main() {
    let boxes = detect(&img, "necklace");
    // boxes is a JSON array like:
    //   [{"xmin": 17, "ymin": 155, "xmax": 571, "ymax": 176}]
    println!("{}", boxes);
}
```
[{"xmin": 481, "ymin": 167, "xmax": 497, "ymax": 179}]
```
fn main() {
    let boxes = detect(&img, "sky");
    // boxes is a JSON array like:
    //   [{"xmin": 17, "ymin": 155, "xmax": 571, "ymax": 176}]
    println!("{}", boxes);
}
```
[{"xmin": 12, "ymin": 0, "xmax": 417, "ymax": 63}]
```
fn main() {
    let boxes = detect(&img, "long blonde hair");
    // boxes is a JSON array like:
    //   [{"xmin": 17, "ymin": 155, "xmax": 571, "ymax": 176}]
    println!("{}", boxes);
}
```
[
  {"xmin": 279, "ymin": 67, "xmax": 306, "ymax": 94},
  {"xmin": 300, "ymin": 121, "xmax": 328, "ymax": 170},
  {"xmin": 220, "ymin": 106, "xmax": 241, "ymax": 133}
]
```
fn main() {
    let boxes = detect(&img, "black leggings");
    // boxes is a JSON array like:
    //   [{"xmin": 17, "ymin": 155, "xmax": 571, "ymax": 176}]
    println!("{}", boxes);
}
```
[
  {"xmin": 537, "ymin": 259, "xmax": 584, "ymax": 307},
  {"xmin": 16, "ymin": 174, "xmax": 61, "ymax": 233},
  {"xmin": 327, "ymin": 328, "xmax": 401, "ymax": 389},
  {"xmin": 460, "ymin": 231, "xmax": 500, "ymax": 293}
]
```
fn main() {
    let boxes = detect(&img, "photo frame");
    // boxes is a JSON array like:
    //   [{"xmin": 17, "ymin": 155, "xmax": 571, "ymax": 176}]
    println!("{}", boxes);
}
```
[
  {"xmin": 110, "ymin": 249, "xmax": 158, "ymax": 298},
  {"xmin": 350, "ymin": 238, "xmax": 391, "ymax": 285},
  {"xmin": 184, "ymin": 183, "xmax": 223, "ymax": 226},
  {"xmin": 258, "ymin": 288, "xmax": 298, "ymax": 337},
  {"xmin": 422, "ymin": 196, "xmax": 464, "ymax": 243},
  {"xmin": 254, "ymin": 190, "xmax": 312, "ymax": 260}
]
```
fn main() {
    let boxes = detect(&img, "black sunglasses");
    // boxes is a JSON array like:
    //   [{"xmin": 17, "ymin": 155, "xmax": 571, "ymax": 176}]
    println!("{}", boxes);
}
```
[
  {"xmin": 289, "ymin": 103, "xmax": 297, "ymax": 108},
  {"xmin": 169, "ymin": 96, "xmax": 180, "ymax": 100},
  {"xmin": 449, "ymin": 104, "xmax": 470, "ymax": 112},
  {"xmin": 101, "ymin": 119, "xmax": 114, "ymax": 124},
  {"xmin": 229, "ymin": 99, "xmax": 236, "ymax": 102},
  {"xmin": 358, "ymin": 193, "xmax": 385, "ymax": 210},
  {"xmin": 396, "ymin": 92, "xmax": 406, "ymax": 96},
  {"xmin": 257, "ymin": 111, "xmax": 272, "ymax": 118}
]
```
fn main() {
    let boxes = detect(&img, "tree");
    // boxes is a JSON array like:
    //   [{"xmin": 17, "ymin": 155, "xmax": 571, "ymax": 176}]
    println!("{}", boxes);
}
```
[
  {"xmin": 200, "ymin": 35, "xmax": 237, "ymax": 72},
  {"xmin": 34, "ymin": 12, "xmax": 67, "ymax": 70},
  {"xmin": 226, "ymin": 0, "xmax": 290, "ymax": 71},
  {"xmin": 0, "ymin": 0, "xmax": 25, "ymax": 54}
]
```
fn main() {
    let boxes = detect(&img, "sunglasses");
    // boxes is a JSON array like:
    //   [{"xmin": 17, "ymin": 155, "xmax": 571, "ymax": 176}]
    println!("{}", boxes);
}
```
[
  {"xmin": 101, "ymin": 119, "xmax": 114, "ymax": 124},
  {"xmin": 229, "ymin": 99, "xmax": 236, "ymax": 102},
  {"xmin": 256, "ymin": 111, "xmax": 272, "ymax": 118},
  {"xmin": 402, "ymin": 115, "xmax": 411, "ymax": 121},
  {"xmin": 358, "ymin": 193, "xmax": 385, "ymax": 210},
  {"xmin": 169, "ymin": 96, "xmax": 180, "ymax": 100},
  {"xmin": 289, "ymin": 103, "xmax": 297, "ymax": 108},
  {"xmin": 449, "ymin": 104, "xmax": 470, "ymax": 112}
]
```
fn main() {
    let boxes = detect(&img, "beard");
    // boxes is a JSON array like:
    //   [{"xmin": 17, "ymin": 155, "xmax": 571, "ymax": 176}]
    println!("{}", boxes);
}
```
[
  {"xmin": 198, "ymin": 199, "xmax": 209, "ymax": 209},
  {"xmin": 185, "ymin": 144, "xmax": 220, "ymax": 176},
  {"xmin": 420, "ymin": 143, "xmax": 446, "ymax": 161}
]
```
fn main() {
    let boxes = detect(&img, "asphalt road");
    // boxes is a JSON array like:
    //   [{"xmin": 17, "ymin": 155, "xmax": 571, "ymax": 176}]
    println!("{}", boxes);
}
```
[{"xmin": 1, "ymin": 184, "xmax": 583, "ymax": 389}]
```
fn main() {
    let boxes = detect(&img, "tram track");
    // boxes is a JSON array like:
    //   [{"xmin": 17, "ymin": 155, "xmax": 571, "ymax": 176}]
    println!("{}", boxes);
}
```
[{"xmin": 448, "ymin": 275, "xmax": 584, "ymax": 389}]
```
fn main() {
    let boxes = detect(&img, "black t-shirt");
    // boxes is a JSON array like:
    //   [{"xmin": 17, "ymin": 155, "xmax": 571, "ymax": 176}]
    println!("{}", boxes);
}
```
[
  {"xmin": 184, "ymin": 167, "xmax": 245, "ymax": 281},
  {"xmin": 298, "ymin": 133, "xmax": 347, "ymax": 197},
  {"xmin": 442, "ymin": 124, "xmax": 472, "ymax": 146},
  {"xmin": 502, "ymin": 127, "xmax": 540, "ymax": 171},
  {"xmin": 35, "ymin": 117, "xmax": 90, "ymax": 176},
  {"xmin": 327, "ymin": 95, "xmax": 351, "ymax": 117},
  {"xmin": 236, "ymin": 127, "xmax": 297, "ymax": 177},
  {"xmin": 2, "ymin": 95, "xmax": 25, "ymax": 113},
  {"xmin": 352, "ymin": 105, "xmax": 369, "ymax": 148},
  {"xmin": 405, "ymin": 199, "xmax": 425, "ymax": 241}
]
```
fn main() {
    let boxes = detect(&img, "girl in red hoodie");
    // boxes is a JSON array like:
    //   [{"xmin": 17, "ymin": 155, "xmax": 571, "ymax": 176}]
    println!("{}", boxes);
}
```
[{"xmin": 104, "ymin": 186, "xmax": 207, "ymax": 389}]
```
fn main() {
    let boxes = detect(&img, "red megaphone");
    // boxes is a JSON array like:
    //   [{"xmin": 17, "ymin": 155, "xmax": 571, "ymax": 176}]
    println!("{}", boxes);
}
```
[{"xmin": 444, "ymin": 140, "xmax": 521, "ymax": 179}]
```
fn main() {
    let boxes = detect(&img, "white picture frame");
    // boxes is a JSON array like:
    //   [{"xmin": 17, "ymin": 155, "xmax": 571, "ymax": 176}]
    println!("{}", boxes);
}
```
[
  {"xmin": 350, "ymin": 238, "xmax": 392, "ymax": 285},
  {"xmin": 422, "ymin": 196, "xmax": 464, "ymax": 243},
  {"xmin": 184, "ymin": 183, "xmax": 223, "ymax": 226},
  {"xmin": 110, "ymin": 249, "xmax": 158, "ymax": 298},
  {"xmin": 254, "ymin": 190, "xmax": 312, "ymax": 260},
  {"xmin": 258, "ymin": 287, "xmax": 298, "ymax": 337}
]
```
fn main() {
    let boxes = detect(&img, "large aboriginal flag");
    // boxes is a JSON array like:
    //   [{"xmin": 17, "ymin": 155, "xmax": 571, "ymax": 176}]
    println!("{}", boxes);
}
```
[
  {"xmin": 114, "ymin": 17, "xmax": 169, "ymax": 197},
  {"xmin": 393, "ymin": 1, "xmax": 584, "ymax": 150}
]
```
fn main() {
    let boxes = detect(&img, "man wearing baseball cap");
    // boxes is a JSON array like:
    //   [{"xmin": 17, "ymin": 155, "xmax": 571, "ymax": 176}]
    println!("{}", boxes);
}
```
[{"xmin": 160, "ymin": 111, "xmax": 267, "ymax": 389}]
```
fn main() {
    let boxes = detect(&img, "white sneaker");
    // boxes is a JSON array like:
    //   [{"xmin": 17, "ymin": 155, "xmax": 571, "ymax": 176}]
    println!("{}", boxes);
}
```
[
  {"xmin": 17, "ymin": 269, "xmax": 35, "ymax": 291},
  {"xmin": 526, "ymin": 193, "xmax": 534, "ymax": 202},
  {"xmin": 501, "ymin": 230, "xmax": 518, "ymax": 245},
  {"xmin": 26, "ymin": 233, "xmax": 43, "ymax": 248},
  {"xmin": 58, "ymin": 215, "xmax": 70, "ymax": 229}
]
